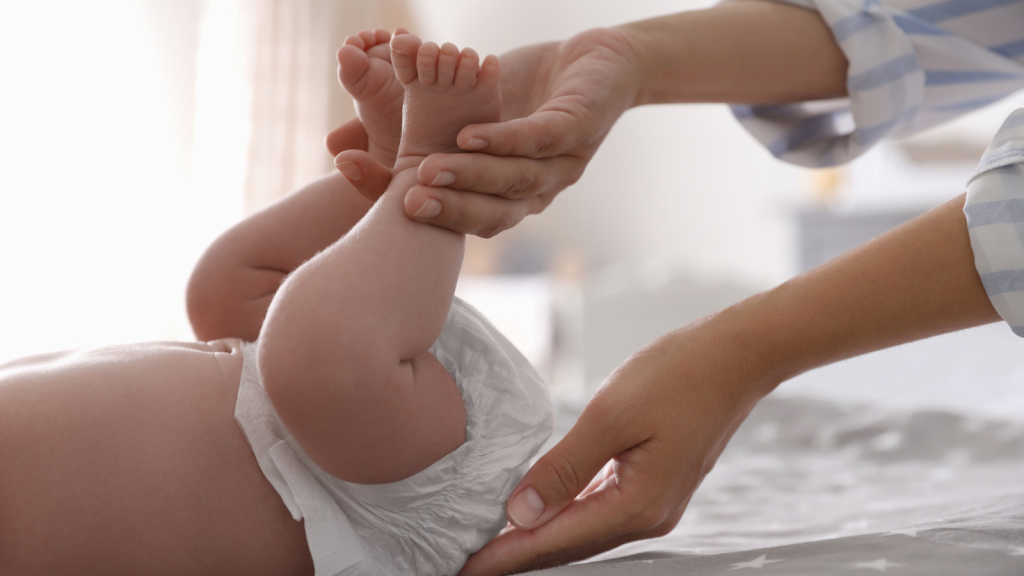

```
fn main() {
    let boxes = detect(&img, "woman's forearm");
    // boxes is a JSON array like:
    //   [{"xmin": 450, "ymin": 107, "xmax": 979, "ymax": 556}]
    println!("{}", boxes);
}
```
[
  {"xmin": 729, "ymin": 194, "xmax": 999, "ymax": 390},
  {"xmin": 620, "ymin": 0, "xmax": 848, "ymax": 106}
]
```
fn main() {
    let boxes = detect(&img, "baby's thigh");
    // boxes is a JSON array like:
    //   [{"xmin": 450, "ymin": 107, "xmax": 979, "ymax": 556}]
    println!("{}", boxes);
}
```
[{"xmin": 0, "ymin": 355, "xmax": 312, "ymax": 576}]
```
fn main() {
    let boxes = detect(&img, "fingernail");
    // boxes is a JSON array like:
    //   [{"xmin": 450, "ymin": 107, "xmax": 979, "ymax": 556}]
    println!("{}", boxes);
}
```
[
  {"xmin": 413, "ymin": 198, "xmax": 442, "ymax": 219},
  {"xmin": 508, "ymin": 487, "xmax": 544, "ymax": 527},
  {"xmin": 463, "ymin": 138, "xmax": 488, "ymax": 151},
  {"xmin": 430, "ymin": 170, "xmax": 456, "ymax": 187},
  {"xmin": 336, "ymin": 161, "xmax": 362, "ymax": 182}
]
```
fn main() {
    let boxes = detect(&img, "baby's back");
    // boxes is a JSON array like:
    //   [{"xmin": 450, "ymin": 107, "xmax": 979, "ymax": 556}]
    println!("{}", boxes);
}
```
[{"xmin": 0, "ymin": 340, "xmax": 314, "ymax": 576}]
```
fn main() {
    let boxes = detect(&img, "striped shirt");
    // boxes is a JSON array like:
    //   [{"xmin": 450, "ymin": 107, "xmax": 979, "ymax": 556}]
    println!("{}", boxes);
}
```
[
  {"xmin": 734, "ymin": 0, "xmax": 1024, "ymax": 168},
  {"xmin": 733, "ymin": 0, "xmax": 1024, "ymax": 336},
  {"xmin": 966, "ymin": 110, "xmax": 1024, "ymax": 336}
]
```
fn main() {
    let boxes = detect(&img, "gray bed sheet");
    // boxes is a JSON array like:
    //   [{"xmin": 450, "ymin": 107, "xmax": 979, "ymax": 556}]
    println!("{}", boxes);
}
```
[{"xmin": 536, "ymin": 395, "xmax": 1024, "ymax": 575}]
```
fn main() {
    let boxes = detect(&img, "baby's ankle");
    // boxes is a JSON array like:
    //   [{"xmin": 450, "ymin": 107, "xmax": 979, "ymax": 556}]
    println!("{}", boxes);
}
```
[
  {"xmin": 391, "ymin": 155, "xmax": 426, "ymax": 175},
  {"xmin": 368, "ymin": 142, "xmax": 399, "ymax": 169}
]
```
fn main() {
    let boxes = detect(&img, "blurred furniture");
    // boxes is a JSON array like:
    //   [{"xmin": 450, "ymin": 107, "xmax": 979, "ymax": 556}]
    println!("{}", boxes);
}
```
[{"xmin": 797, "ymin": 208, "xmax": 926, "ymax": 272}]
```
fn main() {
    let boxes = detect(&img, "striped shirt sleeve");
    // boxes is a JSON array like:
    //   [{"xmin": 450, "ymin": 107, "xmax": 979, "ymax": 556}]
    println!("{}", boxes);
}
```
[
  {"xmin": 733, "ymin": 0, "xmax": 1024, "ymax": 168},
  {"xmin": 965, "ymin": 109, "xmax": 1024, "ymax": 336}
]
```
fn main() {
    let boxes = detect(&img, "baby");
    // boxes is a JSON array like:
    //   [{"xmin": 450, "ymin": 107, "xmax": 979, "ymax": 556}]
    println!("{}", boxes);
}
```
[{"xmin": 0, "ymin": 31, "xmax": 552, "ymax": 576}]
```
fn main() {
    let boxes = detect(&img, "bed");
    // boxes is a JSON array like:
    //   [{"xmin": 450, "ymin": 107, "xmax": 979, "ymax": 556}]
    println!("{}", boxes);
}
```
[{"xmin": 534, "ymin": 307, "xmax": 1024, "ymax": 574}]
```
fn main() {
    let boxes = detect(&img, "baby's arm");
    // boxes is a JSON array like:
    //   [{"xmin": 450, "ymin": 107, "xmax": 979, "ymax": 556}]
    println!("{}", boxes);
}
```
[
  {"xmin": 258, "ymin": 168, "xmax": 467, "ymax": 484},
  {"xmin": 186, "ymin": 172, "xmax": 374, "ymax": 342}
]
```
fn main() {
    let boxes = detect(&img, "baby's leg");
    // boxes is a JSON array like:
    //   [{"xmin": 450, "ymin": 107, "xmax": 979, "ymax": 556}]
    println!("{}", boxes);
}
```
[{"xmin": 258, "ymin": 36, "xmax": 502, "ymax": 485}]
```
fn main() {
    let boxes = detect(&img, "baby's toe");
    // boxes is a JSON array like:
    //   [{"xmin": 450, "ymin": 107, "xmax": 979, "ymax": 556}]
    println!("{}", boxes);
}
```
[
  {"xmin": 436, "ymin": 43, "xmax": 459, "ymax": 87},
  {"xmin": 391, "ymin": 34, "xmax": 423, "ymax": 84},
  {"xmin": 454, "ymin": 48, "xmax": 479, "ymax": 90},
  {"xmin": 415, "ymin": 41, "xmax": 440, "ymax": 87},
  {"xmin": 343, "ymin": 33, "xmax": 367, "ymax": 50},
  {"xmin": 477, "ymin": 54, "xmax": 501, "ymax": 92},
  {"xmin": 365, "ymin": 40, "xmax": 392, "ymax": 62},
  {"xmin": 338, "ymin": 44, "xmax": 371, "ymax": 89},
  {"xmin": 371, "ymin": 28, "xmax": 391, "ymax": 46},
  {"xmin": 356, "ymin": 29, "xmax": 379, "ymax": 48}
]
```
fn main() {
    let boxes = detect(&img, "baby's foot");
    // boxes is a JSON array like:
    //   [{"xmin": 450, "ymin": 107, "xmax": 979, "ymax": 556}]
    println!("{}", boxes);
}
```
[
  {"xmin": 338, "ymin": 28, "xmax": 406, "ymax": 167},
  {"xmin": 389, "ymin": 35, "xmax": 502, "ymax": 168}
]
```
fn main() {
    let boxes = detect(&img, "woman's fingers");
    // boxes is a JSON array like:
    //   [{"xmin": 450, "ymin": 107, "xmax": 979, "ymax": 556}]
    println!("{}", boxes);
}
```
[
  {"xmin": 503, "ymin": 423, "xmax": 626, "ymax": 531},
  {"xmin": 486, "ymin": 500, "xmax": 686, "ymax": 575},
  {"xmin": 402, "ymin": 184, "xmax": 552, "ymax": 238},
  {"xmin": 499, "ymin": 372, "xmax": 673, "ymax": 533},
  {"xmin": 408, "ymin": 153, "xmax": 579, "ymax": 237},
  {"xmin": 458, "ymin": 440, "xmax": 686, "ymax": 576},
  {"xmin": 333, "ymin": 149, "xmax": 392, "ymax": 201},
  {"xmin": 456, "ymin": 107, "xmax": 590, "ymax": 158},
  {"xmin": 418, "ymin": 152, "xmax": 583, "ymax": 201}
]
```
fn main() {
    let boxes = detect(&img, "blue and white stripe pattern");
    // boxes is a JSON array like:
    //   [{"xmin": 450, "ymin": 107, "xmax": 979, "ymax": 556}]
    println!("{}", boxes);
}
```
[
  {"xmin": 733, "ymin": 0, "xmax": 1024, "ymax": 167},
  {"xmin": 965, "ymin": 109, "xmax": 1024, "ymax": 336}
]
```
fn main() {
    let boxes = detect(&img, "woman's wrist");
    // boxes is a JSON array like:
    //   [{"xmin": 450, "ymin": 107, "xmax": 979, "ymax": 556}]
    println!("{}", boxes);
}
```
[
  {"xmin": 653, "ymin": 299, "xmax": 785, "ymax": 413},
  {"xmin": 701, "ymin": 282, "xmax": 828, "ymax": 404},
  {"xmin": 615, "ymin": 1, "xmax": 847, "ymax": 107},
  {"xmin": 716, "ymin": 285, "xmax": 819, "ymax": 396},
  {"xmin": 609, "ymin": 23, "xmax": 658, "ymax": 109}
]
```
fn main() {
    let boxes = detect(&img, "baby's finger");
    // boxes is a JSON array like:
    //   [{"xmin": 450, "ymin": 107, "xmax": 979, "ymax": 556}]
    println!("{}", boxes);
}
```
[
  {"xmin": 418, "ymin": 151, "xmax": 582, "ymax": 201},
  {"xmin": 334, "ymin": 150, "xmax": 392, "ymax": 201},
  {"xmin": 456, "ymin": 108, "xmax": 588, "ymax": 159}
]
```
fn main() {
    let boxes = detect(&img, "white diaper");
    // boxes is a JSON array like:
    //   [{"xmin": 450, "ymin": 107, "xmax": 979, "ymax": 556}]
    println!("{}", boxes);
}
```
[{"xmin": 234, "ymin": 296, "xmax": 553, "ymax": 576}]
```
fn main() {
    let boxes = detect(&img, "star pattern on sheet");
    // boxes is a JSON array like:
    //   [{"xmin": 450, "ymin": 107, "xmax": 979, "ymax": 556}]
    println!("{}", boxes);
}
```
[
  {"xmin": 729, "ymin": 554, "xmax": 783, "ymax": 570},
  {"xmin": 851, "ymin": 558, "xmax": 905, "ymax": 571},
  {"xmin": 883, "ymin": 528, "xmax": 919, "ymax": 537}
]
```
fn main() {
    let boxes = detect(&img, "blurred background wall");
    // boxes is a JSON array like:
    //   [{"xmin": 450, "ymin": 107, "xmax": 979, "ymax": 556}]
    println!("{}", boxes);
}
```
[{"xmin": 1, "ymin": 0, "xmax": 1022, "ymax": 414}]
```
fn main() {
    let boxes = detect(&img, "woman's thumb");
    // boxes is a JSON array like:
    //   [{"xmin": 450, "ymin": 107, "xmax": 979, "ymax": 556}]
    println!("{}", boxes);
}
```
[
  {"xmin": 334, "ymin": 149, "xmax": 392, "ymax": 201},
  {"xmin": 506, "ymin": 417, "xmax": 624, "ymax": 530}
]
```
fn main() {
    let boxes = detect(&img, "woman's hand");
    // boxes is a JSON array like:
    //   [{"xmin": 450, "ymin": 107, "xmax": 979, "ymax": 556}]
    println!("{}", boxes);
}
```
[
  {"xmin": 458, "ymin": 310, "xmax": 775, "ymax": 574},
  {"xmin": 459, "ymin": 193, "xmax": 1000, "ymax": 574},
  {"xmin": 329, "ymin": 27, "xmax": 642, "ymax": 237},
  {"xmin": 404, "ymin": 28, "xmax": 641, "ymax": 237},
  {"xmin": 327, "ymin": 2, "xmax": 848, "ymax": 238}
]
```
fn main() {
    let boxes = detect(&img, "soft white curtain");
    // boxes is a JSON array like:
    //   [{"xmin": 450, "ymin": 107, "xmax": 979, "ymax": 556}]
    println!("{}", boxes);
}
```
[{"xmin": 239, "ymin": 0, "xmax": 414, "ymax": 213}]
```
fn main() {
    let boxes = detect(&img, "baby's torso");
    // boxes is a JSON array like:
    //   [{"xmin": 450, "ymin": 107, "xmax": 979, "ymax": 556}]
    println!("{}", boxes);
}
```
[{"xmin": 0, "ymin": 339, "xmax": 314, "ymax": 576}]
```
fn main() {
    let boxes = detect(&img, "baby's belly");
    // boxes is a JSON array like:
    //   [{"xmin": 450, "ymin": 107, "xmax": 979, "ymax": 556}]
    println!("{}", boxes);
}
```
[{"xmin": 0, "ymin": 340, "xmax": 312, "ymax": 576}]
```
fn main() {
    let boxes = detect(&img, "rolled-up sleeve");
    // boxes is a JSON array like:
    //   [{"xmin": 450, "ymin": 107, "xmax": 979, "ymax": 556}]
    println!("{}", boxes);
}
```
[
  {"xmin": 965, "ymin": 109, "xmax": 1024, "ymax": 336},
  {"xmin": 733, "ymin": 0, "xmax": 1024, "ymax": 167}
]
